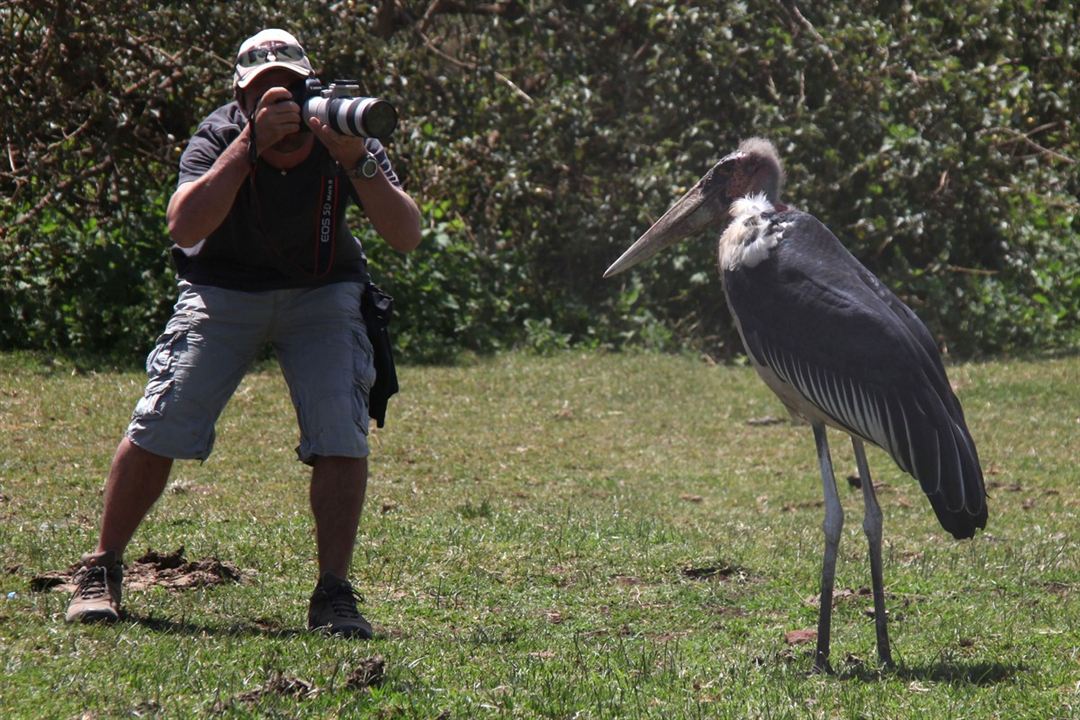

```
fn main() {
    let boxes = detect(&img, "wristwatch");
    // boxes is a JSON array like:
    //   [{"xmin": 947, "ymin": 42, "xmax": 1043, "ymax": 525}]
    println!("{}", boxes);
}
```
[{"xmin": 348, "ymin": 155, "xmax": 379, "ymax": 180}]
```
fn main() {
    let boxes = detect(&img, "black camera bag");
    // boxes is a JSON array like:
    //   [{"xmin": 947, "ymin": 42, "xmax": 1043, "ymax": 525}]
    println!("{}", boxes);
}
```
[{"xmin": 361, "ymin": 281, "xmax": 398, "ymax": 428}]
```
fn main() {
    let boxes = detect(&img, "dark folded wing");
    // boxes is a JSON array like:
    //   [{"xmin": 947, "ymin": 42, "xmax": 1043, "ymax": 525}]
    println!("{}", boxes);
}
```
[{"xmin": 724, "ymin": 211, "xmax": 987, "ymax": 538}]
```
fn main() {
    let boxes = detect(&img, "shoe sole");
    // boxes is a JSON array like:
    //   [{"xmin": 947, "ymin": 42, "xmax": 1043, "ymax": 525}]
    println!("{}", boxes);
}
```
[
  {"xmin": 309, "ymin": 623, "xmax": 373, "ymax": 639},
  {"xmin": 67, "ymin": 609, "xmax": 120, "ymax": 624}
]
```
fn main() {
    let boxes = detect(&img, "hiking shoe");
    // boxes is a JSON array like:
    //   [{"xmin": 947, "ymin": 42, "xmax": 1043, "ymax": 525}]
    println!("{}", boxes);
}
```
[
  {"xmin": 65, "ymin": 550, "xmax": 123, "ymax": 623},
  {"xmin": 307, "ymin": 572, "xmax": 372, "ymax": 638}
]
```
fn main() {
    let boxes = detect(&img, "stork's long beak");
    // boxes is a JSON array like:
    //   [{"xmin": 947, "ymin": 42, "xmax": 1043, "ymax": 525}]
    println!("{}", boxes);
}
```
[{"xmin": 603, "ymin": 166, "xmax": 732, "ymax": 278}]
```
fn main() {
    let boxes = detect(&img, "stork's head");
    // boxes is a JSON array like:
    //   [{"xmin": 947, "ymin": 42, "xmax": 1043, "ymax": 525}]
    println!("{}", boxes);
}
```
[{"xmin": 604, "ymin": 137, "xmax": 783, "ymax": 277}]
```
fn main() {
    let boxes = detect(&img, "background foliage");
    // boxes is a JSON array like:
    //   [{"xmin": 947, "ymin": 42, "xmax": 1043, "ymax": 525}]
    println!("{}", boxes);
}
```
[{"xmin": 2, "ymin": 0, "xmax": 1077, "ymax": 363}]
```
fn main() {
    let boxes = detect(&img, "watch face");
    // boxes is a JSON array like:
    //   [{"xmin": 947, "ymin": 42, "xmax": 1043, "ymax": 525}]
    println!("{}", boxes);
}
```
[{"xmin": 360, "ymin": 156, "xmax": 378, "ymax": 178}]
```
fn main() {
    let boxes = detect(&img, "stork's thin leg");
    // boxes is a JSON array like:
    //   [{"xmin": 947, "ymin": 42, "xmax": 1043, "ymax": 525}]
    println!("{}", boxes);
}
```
[
  {"xmin": 813, "ymin": 422, "xmax": 843, "ymax": 674},
  {"xmin": 852, "ymin": 438, "xmax": 894, "ymax": 668}
]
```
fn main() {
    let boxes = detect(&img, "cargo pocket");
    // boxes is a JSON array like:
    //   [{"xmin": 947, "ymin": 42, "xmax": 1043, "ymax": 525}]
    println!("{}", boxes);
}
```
[
  {"xmin": 132, "ymin": 316, "xmax": 190, "ymax": 420},
  {"xmin": 352, "ymin": 329, "xmax": 377, "ymax": 433}
]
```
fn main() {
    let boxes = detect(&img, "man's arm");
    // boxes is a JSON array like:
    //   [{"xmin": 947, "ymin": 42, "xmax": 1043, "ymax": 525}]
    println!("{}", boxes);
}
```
[
  {"xmin": 347, "ymin": 169, "xmax": 423, "ymax": 254},
  {"xmin": 167, "ymin": 88, "xmax": 302, "ymax": 248},
  {"xmin": 309, "ymin": 118, "xmax": 422, "ymax": 254},
  {"xmin": 166, "ymin": 126, "xmax": 252, "ymax": 248}
]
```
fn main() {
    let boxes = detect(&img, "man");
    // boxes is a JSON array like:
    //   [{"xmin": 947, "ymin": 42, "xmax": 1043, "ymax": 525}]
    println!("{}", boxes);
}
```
[{"xmin": 64, "ymin": 29, "xmax": 421, "ymax": 638}]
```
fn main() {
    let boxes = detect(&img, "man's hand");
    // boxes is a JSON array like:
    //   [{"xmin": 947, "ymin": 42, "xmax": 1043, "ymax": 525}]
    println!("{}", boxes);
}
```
[
  {"xmin": 307, "ymin": 116, "xmax": 370, "ymax": 171},
  {"xmin": 252, "ymin": 87, "xmax": 303, "ymax": 155}
]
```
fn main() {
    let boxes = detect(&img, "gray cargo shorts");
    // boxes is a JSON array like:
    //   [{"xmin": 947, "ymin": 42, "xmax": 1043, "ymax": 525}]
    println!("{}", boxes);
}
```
[{"xmin": 127, "ymin": 280, "xmax": 376, "ymax": 465}]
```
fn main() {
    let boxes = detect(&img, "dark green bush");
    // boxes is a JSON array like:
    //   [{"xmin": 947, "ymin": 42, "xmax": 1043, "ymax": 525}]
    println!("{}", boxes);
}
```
[
  {"xmin": 2, "ymin": 1, "xmax": 1076, "ymax": 363},
  {"xmin": 362, "ymin": 199, "xmax": 531, "ymax": 362}
]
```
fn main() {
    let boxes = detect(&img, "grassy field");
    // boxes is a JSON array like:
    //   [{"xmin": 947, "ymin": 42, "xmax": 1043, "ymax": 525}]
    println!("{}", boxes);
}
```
[{"xmin": 0, "ymin": 350, "xmax": 1077, "ymax": 718}]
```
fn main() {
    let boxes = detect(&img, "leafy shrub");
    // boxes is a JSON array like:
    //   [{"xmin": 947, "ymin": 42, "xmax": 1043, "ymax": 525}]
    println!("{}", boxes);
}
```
[
  {"xmin": 362, "ymin": 199, "xmax": 530, "ymax": 363},
  {"xmin": 2, "ymin": 1, "xmax": 1076, "ymax": 362}
]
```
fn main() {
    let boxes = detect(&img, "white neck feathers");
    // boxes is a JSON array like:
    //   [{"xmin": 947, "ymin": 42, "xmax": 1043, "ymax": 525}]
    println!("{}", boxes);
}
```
[
  {"xmin": 729, "ymin": 194, "xmax": 775, "ymax": 219},
  {"xmin": 719, "ymin": 193, "xmax": 781, "ymax": 271}
]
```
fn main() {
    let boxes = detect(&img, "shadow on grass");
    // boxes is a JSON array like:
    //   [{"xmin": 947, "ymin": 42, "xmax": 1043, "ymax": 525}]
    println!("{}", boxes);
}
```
[
  {"xmin": 839, "ymin": 659, "xmax": 1025, "ymax": 686},
  {"xmin": 125, "ymin": 612, "xmax": 405, "ymax": 642},
  {"xmin": 125, "ymin": 612, "xmax": 308, "ymax": 639},
  {"xmin": 896, "ymin": 660, "xmax": 1025, "ymax": 686}
]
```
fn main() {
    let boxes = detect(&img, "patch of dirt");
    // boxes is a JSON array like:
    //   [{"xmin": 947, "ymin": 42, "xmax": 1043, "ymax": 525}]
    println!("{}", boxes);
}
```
[
  {"xmin": 784, "ymin": 628, "xmax": 817, "ymax": 645},
  {"xmin": 803, "ymin": 587, "xmax": 906, "ymax": 621},
  {"xmin": 1042, "ymin": 581, "xmax": 1073, "ymax": 597},
  {"xmin": 681, "ymin": 564, "xmax": 748, "ymax": 581},
  {"xmin": 241, "ymin": 674, "xmax": 316, "ymax": 701},
  {"xmin": 746, "ymin": 416, "xmax": 786, "ymax": 426},
  {"xmin": 613, "ymin": 574, "xmax": 645, "ymax": 586},
  {"xmin": 547, "ymin": 565, "xmax": 574, "ymax": 588},
  {"xmin": 28, "ymin": 574, "xmax": 67, "ymax": 592},
  {"xmin": 781, "ymin": 500, "xmax": 824, "ymax": 512},
  {"xmin": 29, "ymin": 546, "xmax": 250, "ymax": 593},
  {"xmin": 652, "ymin": 630, "xmax": 692, "ymax": 643},
  {"xmin": 553, "ymin": 401, "xmax": 574, "ymax": 420},
  {"xmin": 212, "ymin": 672, "xmax": 318, "ymax": 711},
  {"xmin": 167, "ymin": 479, "xmax": 215, "ymax": 496},
  {"xmin": 899, "ymin": 551, "xmax": 924, "ymax": 566},
  {"xmin": 345, "ymin": 656, "xmax": 386, "ymax": 691},
  {"xmin": 250, "ymin": 617, "xmax": 285, "ymax": 633},
  {"xmin": 804, "ymin": 587, "xmax": 872, "ymax": 607}
]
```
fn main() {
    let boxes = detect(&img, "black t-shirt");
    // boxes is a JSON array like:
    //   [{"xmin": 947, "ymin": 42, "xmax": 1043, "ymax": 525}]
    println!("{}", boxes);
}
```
[{"xmin": 171, "ymin": 102, "xmax": 400, "ymax": 290}]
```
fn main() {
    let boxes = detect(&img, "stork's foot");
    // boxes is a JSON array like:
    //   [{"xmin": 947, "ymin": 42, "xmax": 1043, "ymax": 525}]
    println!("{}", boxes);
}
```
[{"xmin": 812, "ymin": 652, "xmax": 833, "ymax": 675}]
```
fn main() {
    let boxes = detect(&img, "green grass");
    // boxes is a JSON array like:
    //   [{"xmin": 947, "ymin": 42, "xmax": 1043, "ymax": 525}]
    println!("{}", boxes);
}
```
[{"xmin": 1, "ymin": 350, "xmax": 1077, "ymax": 718}]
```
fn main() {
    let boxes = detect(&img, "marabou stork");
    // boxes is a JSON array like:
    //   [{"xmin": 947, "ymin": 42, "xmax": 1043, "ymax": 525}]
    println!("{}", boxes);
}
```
[{"xmin": 604, "ymin": 138, "xmax": 987, "ymax": 672}]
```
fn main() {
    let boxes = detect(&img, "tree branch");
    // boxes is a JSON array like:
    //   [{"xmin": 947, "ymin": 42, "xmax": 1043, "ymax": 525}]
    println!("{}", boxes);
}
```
[
  {"xmin": 8, "ymin": 157, "xmax": 115, "ymax": 233},
  {"xmin": 413, "ymin": 25, "xmax": 533, "ymax": 105},
  {"xmin": 782, "ymin": 2, "xmax": 841, "ymax": 77},
  {"xmin": 977, "ymin": 125, "xmax": 1075, "ymax": 164},
  {"xmin": 378, "ymin": 0, "xmax": 523, "ymax": 39}
]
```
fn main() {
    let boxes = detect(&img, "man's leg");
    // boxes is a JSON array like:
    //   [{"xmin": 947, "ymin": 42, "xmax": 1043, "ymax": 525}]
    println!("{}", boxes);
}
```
[
  {"xmin": 96, "ymin": 438, "xmax": 173, "ymax": 556},
  {"xmin": 275, "ymin": 282, "xmax": 375, "ymax": 637},
  {"xmin": 66, "ymin": 438, "xmax": 172, "ymax": 623},
  {"xmin": 67, "ymin": 282, "xmax": 268, "ymax": 623},
  {"xmin": 307, "ymin": 455, "xmax": 372, "ymax": 637},
  {"xmin": 273, "ymin": 281, "xmax": 374, "ymax": 579},
  {"xmin": 310, "ymin": 455, "xmax": 367, "ymax": 579}
]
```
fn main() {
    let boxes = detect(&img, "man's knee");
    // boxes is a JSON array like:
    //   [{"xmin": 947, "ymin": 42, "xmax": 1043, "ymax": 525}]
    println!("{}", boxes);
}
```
[
  {"xmin": 312, "ymin": 455, "xmax": 367, "ymax": 477},
  {"xmin": 116, "ymin": 436, "xmax": 174, "ymax": 474}
]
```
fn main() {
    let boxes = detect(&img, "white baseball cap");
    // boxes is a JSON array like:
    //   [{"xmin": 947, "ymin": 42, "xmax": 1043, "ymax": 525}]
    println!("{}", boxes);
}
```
[{"xmin": 233, "ymin": 29, "xmax": 314, "ymax": 89}]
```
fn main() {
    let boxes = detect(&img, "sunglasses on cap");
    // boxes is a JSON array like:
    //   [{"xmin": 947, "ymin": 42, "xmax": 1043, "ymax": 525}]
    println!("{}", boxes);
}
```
[{"xmin": 236, "ymin": 42, "xmax": 307, "ymax": 68}]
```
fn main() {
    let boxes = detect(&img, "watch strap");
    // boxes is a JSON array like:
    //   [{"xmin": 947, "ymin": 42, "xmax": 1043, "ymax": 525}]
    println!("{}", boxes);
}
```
[{"xmin": 348, "ymin": 154, "xmax": 379, "ymax": 180}]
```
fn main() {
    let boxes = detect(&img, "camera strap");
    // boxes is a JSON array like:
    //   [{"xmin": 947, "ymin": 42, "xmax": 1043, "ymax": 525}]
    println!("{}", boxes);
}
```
[
  {"xmin": 240, "ymin": 97, "xmax": 339, "ymax": 280},
  {"xmin": 311, "ymin": 173, "xmax": 338, "ymax": 276}
]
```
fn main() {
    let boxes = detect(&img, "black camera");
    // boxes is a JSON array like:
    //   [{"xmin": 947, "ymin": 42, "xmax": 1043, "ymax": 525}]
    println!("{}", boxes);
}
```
[{"xmin": 290, "ymin": 78, "xmax": 398, "ymax": 141}]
